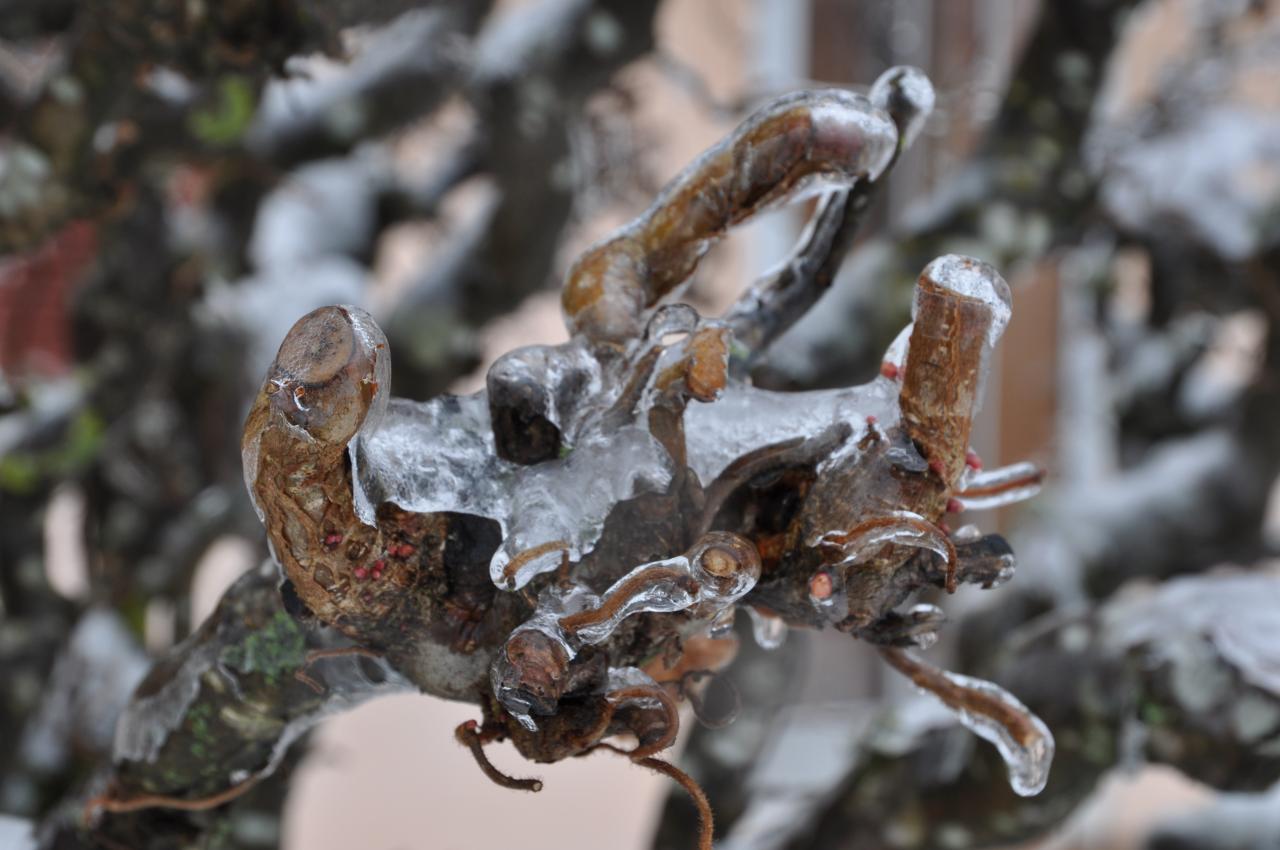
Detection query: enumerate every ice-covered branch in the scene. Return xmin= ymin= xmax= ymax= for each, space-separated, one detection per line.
xmin=1145 ymin=783 xmax=1280 ymax=850
xmin=48 ymin=561 xmax=407 ymax=848
xmin=749 ymin=570 xmax=1280 ymax=850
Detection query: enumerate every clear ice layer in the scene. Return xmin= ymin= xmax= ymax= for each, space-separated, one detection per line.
xmin=493 ymin=539 xmax=761 ymax=727
xmin=350 ymin=394 xmax=674 ymax=589
xmin=604 ymin=666 xmax=666 ymax=710
xmin=683 ymin=379 xmax=901 ymax=487
xmin=869 ymin=65 xmax=936 ymax=149
xmin=747 ymin=607 xmax=788 ymax=650
xmin=813 ymin=510 xmax=951 ymax=569
xmin=918 ymin=254 xmax=1012 ymax=347
xmin=889 ymin=650 xmax=1055 ymax=797
xmin=930 ymin=669 xmax=1055 ymax=797
xmin=955 ymin=461 xmax=1044 ymax=511
xmin=570 ymin=556 xmax=698 ymax=645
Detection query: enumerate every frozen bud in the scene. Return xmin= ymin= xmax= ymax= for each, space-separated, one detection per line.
xmin=491 ymin=630 xmax=573 ymax=730
xmin=261 ymin=305 xmax=389 ymax=446
xmin=870 ymin=65 xmax=936 ymax=149
xmin=487 ymin=346 xmax=565 ymax=465
xmin=690 ymin=532 xmax=761 ymax=605
xmin=917 ymin=254 xmax=1012 ymax=347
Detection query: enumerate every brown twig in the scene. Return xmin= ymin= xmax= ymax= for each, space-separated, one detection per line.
xmin=590 ymin=743 xmax=714 ymax=850
xmin=606 ymin=683 xmax=682 ymax=758
xmin=455 ymin=720 xmax=544 ymax=793
xmin=558 ymin=567 xmax=696 ymax=636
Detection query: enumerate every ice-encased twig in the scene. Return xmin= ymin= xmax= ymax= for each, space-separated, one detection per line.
xmin=491 ymin=533 xmax=762 ymax=730
xmin=79 ymin=562 xmax=409 ymax=845
xmin=764 ymin=571 xmax=1280 ymax=850
xmin=879 ymin=647 xmax=1054 ymax=796
xmin=724 ymin=66 xmax=935 ymax=367
xmin=954 ymin=461 xmax=1045 ymax=511
xmin=561 ymin=86 xmax=899 ymax=343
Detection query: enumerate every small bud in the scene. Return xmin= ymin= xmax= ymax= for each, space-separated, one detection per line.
xmin=808 ymin=571 xmax=834 ymax=601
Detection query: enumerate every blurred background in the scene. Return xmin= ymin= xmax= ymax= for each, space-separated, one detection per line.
xmin=2 ymin=0 xmax=1279 ymax=848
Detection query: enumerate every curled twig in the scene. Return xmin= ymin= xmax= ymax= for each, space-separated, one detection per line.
xmin=455 ymin=720 xmax=544 ymax=793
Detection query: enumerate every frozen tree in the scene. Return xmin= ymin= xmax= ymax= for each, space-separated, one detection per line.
xmin=2 ymin=2 xmax=1278 ymax=850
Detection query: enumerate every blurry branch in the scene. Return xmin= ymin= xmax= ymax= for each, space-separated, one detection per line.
xmin=42 ymin=561 xmax=408 ymax=849
xmin=247 ymin=6 xmax=481 ymax=167
xmin=650 ymin=619 xmax=811 ymax=849
xmin=0 ymin=0 xmax=76 ymax=40
xmin=0 ymin=0 xmax=330 ymax=253
xmin=384 ymin=0 xmax=663 ymax=392
xmin=774 ymin=570 xmax=1280 ymax=850
xmin=1145 ymin=783 xmax=1280 ymax=850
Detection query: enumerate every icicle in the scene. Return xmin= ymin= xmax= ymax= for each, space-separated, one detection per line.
xmin=746 ymin=607 xmax=788 ymax=650
xmin=954 ymin=461 xmax=1045 ymax=511
xmin=881 ymin=648 xmax=1054 ymax=797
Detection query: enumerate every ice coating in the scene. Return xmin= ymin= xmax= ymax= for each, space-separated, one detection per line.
xmin=954 ymin=461 xmax=1045 ymax=511
xmin=563 ymin=87 xmax=899 ymax=342
xmin=568 ymin=556 xmax=698 ymax=645
xmin=881 ymin=323 xmax=913 ymax=372
xmin=491 ymin=426 xmax=675 ymax=587
xmin=904 ymin=605 xmax=944 ymax=650
xmin=561 ymin=532 xmax=761 ymax=645
xmin=493 ymin=533 xmax=760 ymax=728
xmin=747 ymin=608 xmax=788 ymax=650
xmin=917 ymin=255 xmax=1012 ymax=347
xmin=347 ymin=305 xmax=392 ymax=433
xmin=882 ymin=648 xmax=1055 ymax=797
xmin=644 ymin=87 xmax=899 ymax=222
xmin=492 ymin=584 xmax=598 ymax=732
xmin=807 ymin=568 xmax=851 ymax=622
xmin=869 ymin=65 xmax=936 ymax=150
xmin=351 ymin=394 xmax=507 ymax=523
xmin=350 ymin=396 xmax=674 ymax=589
xmin=220 ymin=60 xmax=1055 ymax=829
xmin=115 ymin=561 xmax=411 ymax=768
xmin=683 ymin=380 xmax=900 ymax=487
xmin=242 ymin=303 xmax=389 ymax=522
xmin=813 ymin=510 xmax=954 ymax=569
xmin=486 ymin=339 xmax=605 ymax=465
xmin=113 ymin=646 xmax=207 ymax=764
xmin=604 ymin=666 xmax=667 ymax=710
xmin=940 ymin=670 xmax=1054 ymax=796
